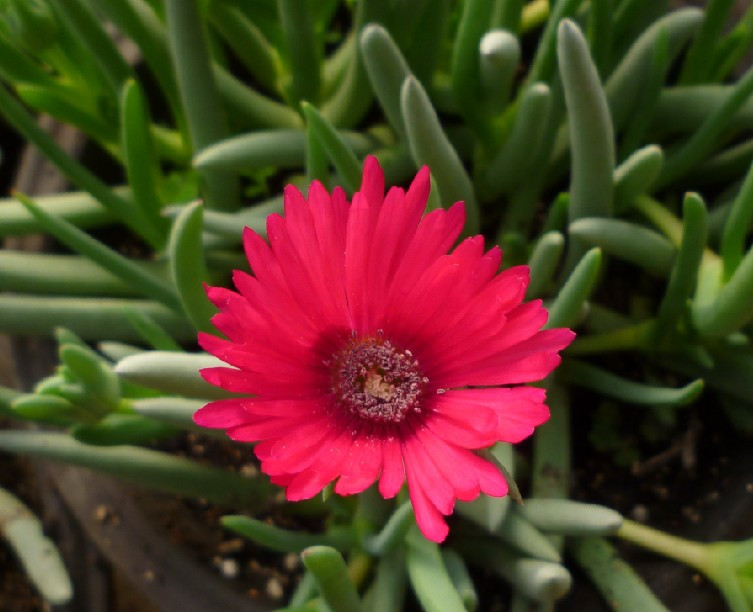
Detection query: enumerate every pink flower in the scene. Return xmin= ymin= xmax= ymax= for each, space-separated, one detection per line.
xmin=194 ymin=157 xmax=574 ymax=542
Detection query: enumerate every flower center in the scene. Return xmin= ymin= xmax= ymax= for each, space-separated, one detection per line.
xmin=332 ymin=337 xmax=425 ymax=423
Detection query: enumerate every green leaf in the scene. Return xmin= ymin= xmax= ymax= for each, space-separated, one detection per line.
xmin=492 ymin=0 xmax=524 ymax=33
xmin=678 ymin=0 xmax=735 ymax=84
xmin=478 ymin=29 xmax=520 ymax=113
xmin=401 ymin=76 xmax=479 ymax=235
xmin=277 ymin=0 xmax=321 ymax=106
xmin=617 ymin=29 xmax=669 ymax=159
xmin=168 ymin=201 xmax=216 ymax=333
xmin=223 ymin=516 xmax=354 ymax=553
xmin=710 ymin=4 xmax=753 ymax=82
xmin=197 ymin=197 xmax=284 ymax=240
xmin=587 ymin=0 xmax=613 ymax=76
xmin=558 ymin=20 xmax=615 ymax=229
xmin=363 ymin=501 xmax=415 ymax=556
xmin=0 ymin=84 xmax=143 ymax=235
xmin=71 ymin=413 xmax=176 ymax=446
xmin=606 ymin=8 xmax=703 ymax=131
xmin=208 ymin=0 xmax=279 ymax=93
xmin=11 ymin=394 xmax=83 ymax=425
xmin=450 ymin=0 xmax=495 ymax=141
xmin=0 ymin=29 xmax=60 ymax=86
xmin=16 ymin=83 xmax=117 ymax=144
xmin=441 ymin=549 xmax=478 ymax=612
xmin=0 ymin=295 xmax=192 ymax=342
xmin=0 ymin=251 xmax=142 ymax=296
xmin=362 ymin=548 xmax=407 ymax=612
xmin=114 ymin=351 xmax=228 ymax=399
xmin=302 ymin=103 xmax=362 ymax=193
xmin=652 ymin=193 xmax=707 ymax=342
xmin=0 ymin=189 xmax=113 ymax=237
xmin=399 ymin=0 xmax=449 ymax=84
xmin=60 ymin=344 xmax=120 ymax=410
xmin=497 ymin=510 xmax=562 ymax=563
xmin=483 ymin=83 xmax=552 ymax=197
xmin=88 ymin=0 xmax=182 ymax=126
xmin=301 ymin=546 xmax=363 ymax=612
xmin=122 ymin=308 xmax=183 ymax=351
xmin=165 ymin=0 xmax=239 ymax=211
xmin=213 ymin=63 xmax=304 ymax=130
xmin=519 ymin=499 xmax=623 ymax=536
xmin=405 ymin=527 xmax=467 ymax=612
xmin=569 ymin=537 xmax=669 ymax=612
xmin=360 ymin=23 xmax=412 ymax=140
xmin=97 ymin=342 xmax=143 ymax=363
xmin=613 ymin=145 xmax=664 ymax=213
xmin=14 ymin=193 xmax=182 ymax=312
xmin=659 ymin=62 xmax=753 ymax=188
xmin=129 ymin=397 xmax=204 ymax=430
xmin=531 ymin=382 xmax=570 ymax=500
xmin=721 ymin=147 xmax=753 ymax=278
xmin=693 ymin=241 xmax=753 ymax=338
xmin=61 ymin=0 xmax=132 ymax=93
xmin=560 ymin=360 xmax=704 ymax=406
xmin=305 ymin=110 xmax=329 ymax=185
xmin=0 ymin=486 xmax=72 ymax=605
xmin=193 ymin=129 xmax=376 ymax=173
xmin=0 ymin=430 xmax=270 ymax=507
xmin=527 ymin=0 xmax=583 ymax=84
xmin=318 ymin=0 xmax=386 ymax=129
xmin=456 ymin=537 xmax=572 ymax=603
xmin=568 ymin=219 xmax=674 ymax=277
xmin=527 ymin=232 xmax=565 ymax=299
xmin=548 ymin=248 xmax=602 ymax=329
xmin=121 ymin=78 xmax=168 ymax=248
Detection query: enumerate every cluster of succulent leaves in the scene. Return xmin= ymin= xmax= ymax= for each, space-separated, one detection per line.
xmin=3 ymin=0 xmax=753 ymax=610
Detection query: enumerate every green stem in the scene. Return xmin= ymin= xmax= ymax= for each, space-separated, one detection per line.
xmin=616 ymin=519 xmax=709 ymax=574
xmin=208 ymin=0 xmax=279 ymax=94
xmin=634 ymin=195 xmax=683 ymax=245
xmin=0 ymin=189 xmax=114 ymax=236
xmin=165 ymin=0 xmax=239 ymax=211
xmin=0 ymin=295 xmax=193 ymax=342
xmin=566 ymin=321 xmax=654 ymax=355
xmin=277 ymin=0 xmax=321 ymax=106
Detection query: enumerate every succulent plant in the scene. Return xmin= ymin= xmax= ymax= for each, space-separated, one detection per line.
xmin=1 ymin=0 xmax=753 ymax=610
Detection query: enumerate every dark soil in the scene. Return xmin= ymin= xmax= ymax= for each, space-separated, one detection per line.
xmin=567 ymin=396 xmax=753 ymax=610
xmin=138 ymin=432 xmax=308 ymax=607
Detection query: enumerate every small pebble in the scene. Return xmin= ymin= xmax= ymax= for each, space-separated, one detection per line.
xmin=631 ymin=504 xmax=649 ymax=523
xmin=94 ymin=505 xmax=120 ymax=526
xmin=219 ymin=558 xmax=239 ymax=579
xmin=240 ymin=463 xmax=259 ymax=477
xmin=266 ymin=577 xmax=284 ymax=600
xmin=283 ymin=552 xmax=300 ymax=572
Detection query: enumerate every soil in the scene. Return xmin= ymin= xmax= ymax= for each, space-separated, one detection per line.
xmin=138 ymin=433 xmax=308 ymax=607
xmin=567 ymin=396 xmax=753 ymax=610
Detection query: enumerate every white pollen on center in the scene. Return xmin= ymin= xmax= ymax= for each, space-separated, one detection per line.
xmin=363 ymin=369 xmax=396 ymax=401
